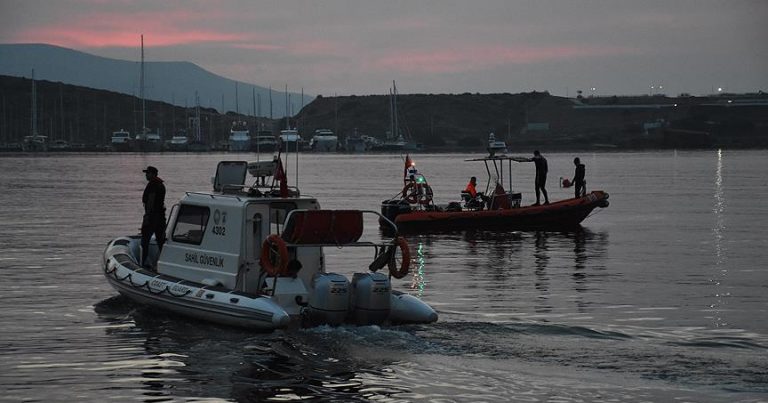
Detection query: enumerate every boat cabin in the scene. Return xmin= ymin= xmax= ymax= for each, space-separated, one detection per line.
xmin=158 ymin=161 xmax=323 ymax=303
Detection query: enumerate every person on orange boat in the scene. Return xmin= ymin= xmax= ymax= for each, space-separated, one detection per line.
xmin=573 ymin=157 xmax=586 ymax=198
xmin=465 ymin=176 xmax=478 ymax=198
xmin=525 ymin=150 xmax=549 ymax=205
xmin=464 ymin=176 xmax=489 ymax=209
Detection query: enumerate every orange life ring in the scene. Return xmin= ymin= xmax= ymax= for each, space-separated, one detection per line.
xmin=402 ymin=182 xmax=419 ymax=204
xmin=387 ymin=236 xmax=411 ymax=279
xmin=260 ymin=234 xmax=289 ymax=276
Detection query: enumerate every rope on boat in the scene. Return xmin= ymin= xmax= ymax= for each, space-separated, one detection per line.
xmin=106 ymin=257 xmax=192 ymax=298
xmin=165 ymin=287 xmax=192 ymax=297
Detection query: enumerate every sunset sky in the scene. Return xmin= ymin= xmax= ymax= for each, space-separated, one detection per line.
xmin=1 ymin=0 xmax=766 ymax=97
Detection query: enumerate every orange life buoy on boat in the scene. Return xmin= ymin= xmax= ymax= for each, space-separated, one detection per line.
xmin=260 ymin=234 xmax=289 ymax=276
xmin=402 ymin=182 xmax=419 ymax=204
xmin=387 ymin=236 xmax=411 ymax=279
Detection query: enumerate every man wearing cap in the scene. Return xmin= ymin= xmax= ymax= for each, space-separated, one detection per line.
xmin=141 ymin=166 xmax=166 ymax=269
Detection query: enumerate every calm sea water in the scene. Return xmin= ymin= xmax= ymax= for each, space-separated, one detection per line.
xmin=1 ymin=150 xmax=767 ymax=402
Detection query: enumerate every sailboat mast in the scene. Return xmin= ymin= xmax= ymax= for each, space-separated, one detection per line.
xmin=389 ymin=88 xmax=394 ymax=141
xmin=284 ymin=84 xmax=289 ymax=129
xmin=235 ymin=82 xmax=239 ymax=115
xmin=392 ymin=80 xmax=400 ymax=141
xmin=140 ymin=35 xmax=146 ymax=135
xmin=195 ymin=91 xmax=201 ymax=142
xmin=393 ymin=81 xmax=399 ymax=140
xmin=251 ymin=87 xmax=261 ymax=162
xmin=31 ymin=69 xmax=37 ymax=136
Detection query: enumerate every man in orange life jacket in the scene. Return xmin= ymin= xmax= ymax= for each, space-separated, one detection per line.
xmin=465 ymin=176 xmax=479 ymax=198
xmin=464 ymin=176 xmax=489 ymax=209
xmin=141 ymin=166 xmax=166 ymax=269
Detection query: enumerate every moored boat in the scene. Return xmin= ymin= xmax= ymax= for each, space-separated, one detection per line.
xmin=134 ymin=129 xmax=163 ymax=152
xmin=167 ymin=131 xmax=189 ymax=151
xmin=252 ymin=130 xmax=278 ymax=153
xmin=309 ymin=129 xmax=338 ymax=152
xmin=380 ymin=154 xmax=609 ymax=232
xmin=486 ymin=132 xmax=507 ymax=156
xmin=228 ymin=121 xmax=251 ymax=152
xmin=22 ymin=69 xmax=48 ymax=152
xmin=22 ymin=135 xmax=48 ymax=152
xmin=103 ymin=158 xmax=437 ymax=330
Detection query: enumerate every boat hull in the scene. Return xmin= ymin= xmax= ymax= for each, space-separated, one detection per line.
xmin=229 ymin=139 xmax=251 ymax=152
xmin=102 ymin=234 xmax=437 ymax=329
xmin=103 ymin=237 xmax=290 ymax=330
xmin=383 ymin=191 xmax=609 ymax=232
xmin=133 ymin=139 xmax=163 ymax=152
xmin=252 ymin=143 xmax=277 ymax=153
xmin=111 ymin=141 xmax=133 ymax=152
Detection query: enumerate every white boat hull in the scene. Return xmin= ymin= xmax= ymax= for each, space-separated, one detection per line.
xmin=103 ymin=237 xmax=289 ymax=330
xmin=102 ymin=235 xmax=437 ymax=330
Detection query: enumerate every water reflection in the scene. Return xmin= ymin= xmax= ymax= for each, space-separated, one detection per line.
xmin=711 ymin=149 xmax=728 ymax=328
xmin=94 ymin=297 xmax=421 ymax=401
xmin=414 ymin=228 xmax=609 ymax=319
xmin=410 ymin=241 xmax=427 ymax=297
xmin=458 ymin=228 xmax=608 ymax=273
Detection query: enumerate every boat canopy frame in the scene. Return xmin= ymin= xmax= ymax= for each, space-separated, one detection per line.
xmin=465 ymin=155 xmax=529 ymax=195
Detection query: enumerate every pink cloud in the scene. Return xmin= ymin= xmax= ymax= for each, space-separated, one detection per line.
xmin=14 ymin=27 xmax=245 ymax=48
xmin=8 ymin=10 xmax=258 ymax=48
xmin=369 ymin=44 xmax=634 ymax=74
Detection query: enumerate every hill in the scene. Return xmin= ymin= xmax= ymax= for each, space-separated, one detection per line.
xmin=0 ymin=43 xmax=310 ymax=116
xmin=2 ymin=74 xmax=766 ymax=150
xmin=297 ymin=92 xmax=768 ymax=150
xmin=0 ymin=74 xmax=274 ymax=147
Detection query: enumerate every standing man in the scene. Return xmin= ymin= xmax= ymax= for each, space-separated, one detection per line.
xmin=573 ymin=157 xmax=586 ymax=198
xmin=141 ymin=166 xmax=166 ymax=268
xmin=528 ymin=150 xmax=549 ymax=205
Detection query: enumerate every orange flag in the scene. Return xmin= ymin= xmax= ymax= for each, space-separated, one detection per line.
xmin=274 ymin=157 xmax=289 ymax=198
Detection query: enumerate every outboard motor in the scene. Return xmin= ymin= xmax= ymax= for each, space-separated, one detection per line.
xmin=380 ymin=199 xmax=411 ymax=226
xmin=306 ymin=272 xmax=350 ymax=326
xmin=350 ymin=272 xmax=391 ymax=325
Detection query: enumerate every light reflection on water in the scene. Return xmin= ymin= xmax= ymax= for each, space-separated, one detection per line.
xmin=0 ymin=151 xmax=767 ymax=402
xmin=711 ymin=148 xmax=728 ymax=328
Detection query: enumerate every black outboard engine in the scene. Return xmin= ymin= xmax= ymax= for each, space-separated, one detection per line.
xmin=380 ymin=198 xmax=411 ymax=226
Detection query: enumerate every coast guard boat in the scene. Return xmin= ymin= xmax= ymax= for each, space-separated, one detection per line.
xmin=103 ymin=158 xmax=437 ymax=330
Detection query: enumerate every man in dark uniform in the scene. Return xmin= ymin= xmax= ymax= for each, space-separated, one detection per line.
xmin=528 ymin=150 xmax=549 ymax=205
xmin=141 ymin=166 xmax=166 ymax=268
xmin=573 ymin=157 xmax=586 ymax=198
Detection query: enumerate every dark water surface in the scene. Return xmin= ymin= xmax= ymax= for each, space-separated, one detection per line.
xmin=1 ymin=151 xmax=767 ymax=402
